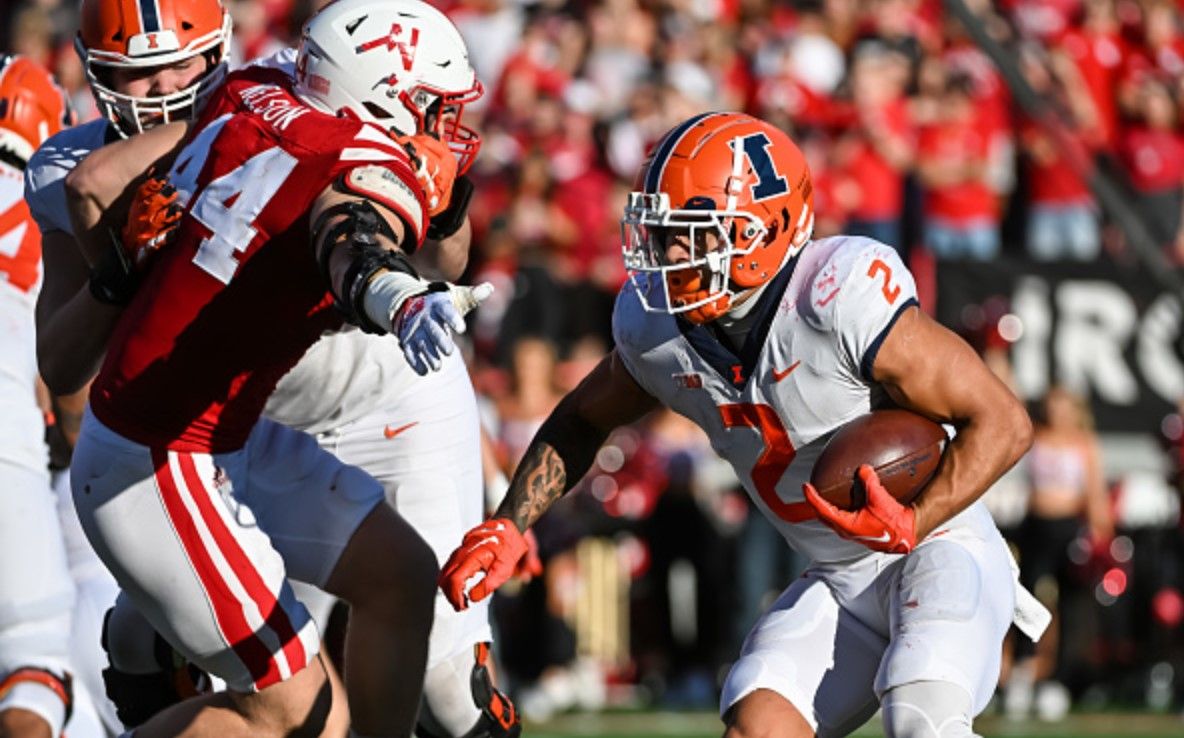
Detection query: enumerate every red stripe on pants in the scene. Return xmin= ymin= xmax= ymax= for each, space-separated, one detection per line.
xmin=151 ymin=449 xmax=284 ymax=689
xmin=174 ymin=452 xmax=308 ymax=684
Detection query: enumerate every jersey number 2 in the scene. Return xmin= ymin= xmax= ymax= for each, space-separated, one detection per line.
xmin=867 ymin=258 xmax=900 ymax=305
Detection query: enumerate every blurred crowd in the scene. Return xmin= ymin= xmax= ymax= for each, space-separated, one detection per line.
xmin=6 ymin=0 xmax=1184 ymax=724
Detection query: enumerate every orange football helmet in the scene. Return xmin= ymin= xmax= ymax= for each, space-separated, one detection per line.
xmin=621 ymin=112 xmax=814 ymax=324
xmin=76 ymin=0 xmax=232 ymax=135
xmin=0 ymin=55 xmax=74 ymax=166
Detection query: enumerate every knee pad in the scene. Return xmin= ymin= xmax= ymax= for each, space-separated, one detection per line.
xmin=882 ymin=681 xmax=979 ymax=738
xmin=100 ymin=606 xmax=206 ymax=727
xmin=417 ymin=643 xmax=520 ymax=738
xmin=0 ymin=666 xmax=73 ymax=736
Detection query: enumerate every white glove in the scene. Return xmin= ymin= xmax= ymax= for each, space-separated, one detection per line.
xmin=395 ymin=282 xmax=493 ymax=374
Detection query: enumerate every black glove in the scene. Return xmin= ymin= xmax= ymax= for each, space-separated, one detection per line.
xmin=88 ymin=229 xmax=139 ymax=306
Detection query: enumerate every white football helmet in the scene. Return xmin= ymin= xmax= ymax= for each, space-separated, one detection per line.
xmin=294 ymin=0 xmax=483 ymax=173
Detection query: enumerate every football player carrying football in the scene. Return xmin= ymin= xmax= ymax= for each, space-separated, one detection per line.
xmin=26 ymin=1 xmax=522 ymax=736
xmin=441 ymin=112 xmax=1050 ymax=738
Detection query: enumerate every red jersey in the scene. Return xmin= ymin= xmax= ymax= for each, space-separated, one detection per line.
xmin=91 ymin=67 xmax=426 ymax=453
xmin=1058 ymin=28 xmax=1128 ymax=150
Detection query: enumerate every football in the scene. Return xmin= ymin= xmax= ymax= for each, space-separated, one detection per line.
xmin=809 ymin=408 xmax=947 ymax=511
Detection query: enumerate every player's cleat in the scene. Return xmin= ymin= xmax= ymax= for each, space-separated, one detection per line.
xmin=465 ymin=642 xmax=521 ymax=738
xmin=100 ymin=608 xmax=207 ymax=727
xmin=417 ymin=643 xmax=520 ymax=738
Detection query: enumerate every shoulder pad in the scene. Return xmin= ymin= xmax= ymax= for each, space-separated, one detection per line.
xmin=612 ymin=276 xmax=680 ymax=361
xmin=339 ymin=164 xmax=427 ymax=248
xmin=797 ymin=235 xmax=918 ymax=378
xmin=244 ymin=47 xmax=298 ymax=76
xmin=797 ymin=236 xmax=903 ymax=332
xmin=24 ymin=120 xmax=112 ymax=235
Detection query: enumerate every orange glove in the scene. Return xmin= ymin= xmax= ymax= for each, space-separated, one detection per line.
xmin=395 ymin=133 xmax=458 ymax=217
xmin=513 ymin=528 xmax=544 ymax=582
xmin=439 ymin=518 xmax=529 ymax=611
xmin=803 ymin=465 xmax=918 ymax=554
xmin=121 ymin=175 xmax=182 ymax=268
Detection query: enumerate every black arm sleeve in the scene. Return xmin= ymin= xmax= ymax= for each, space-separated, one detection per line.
xmin=311 ymin=199 xmax=420 ymax=334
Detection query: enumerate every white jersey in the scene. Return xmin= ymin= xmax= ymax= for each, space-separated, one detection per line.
xmin=614 ymin=235 xmax=988 ymax=564
xmin=1 ymin=161 xmax=49 ymax=471
xmin=264 ymin=327 xmax=419 ymax=434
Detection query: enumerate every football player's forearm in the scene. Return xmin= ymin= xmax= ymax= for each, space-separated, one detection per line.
xmin=911 ymin=400 xmax=1032 ymax=539
xmin=495 ymin=442 xmax=569 ymax=532
xmin=414 ymin=217 xmax=470 ymax=281
xmin=38 ymin=288 xmax=121 ymax=395
xmin=53 ymin=385 xmax=90 ymax=448
xmin=494 ymin=406 xmax=609 ymax=531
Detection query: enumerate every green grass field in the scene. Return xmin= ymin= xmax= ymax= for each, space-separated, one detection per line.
xmin=524 ymin=710 xmax=1184 ymax=738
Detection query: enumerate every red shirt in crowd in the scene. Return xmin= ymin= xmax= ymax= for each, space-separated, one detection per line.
xmin=1119 ymin=125 xmax=1184 ymax=194
xmin=1020 ymin=118 xmax=1095 ymax=206
xmin=1058 ymin=26 xmax=1129 ymax=150
xmin=917 ymin=118 xmax=998 ymax=223
xmin=847 ymin=97 xmax=912 ymax=221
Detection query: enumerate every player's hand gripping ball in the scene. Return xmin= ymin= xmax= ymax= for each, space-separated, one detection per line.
xmin=808 ymin=409 xmax=946 ymax=510
xmin=395 ymin=281 xmax=493 ymax=375
xmin=440 ymin=518 xmax=531 ymax=610
xmin=804 ymin=465 xmax=918 ymax=553
xmin=802 ymin=409 xmax=947 ymax=553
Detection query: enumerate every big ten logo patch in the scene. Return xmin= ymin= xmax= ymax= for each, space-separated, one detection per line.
xmin=672 ymin=372 xmax=703 ymax=390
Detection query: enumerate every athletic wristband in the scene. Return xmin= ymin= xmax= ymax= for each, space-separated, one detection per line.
xmin=362 ymin=270 xmax=430 ymax=333
xmin=88 ymin=229 xmax=139 ymax=306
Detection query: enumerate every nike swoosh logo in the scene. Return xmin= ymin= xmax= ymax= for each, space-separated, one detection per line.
xmin=854 ymin=532 xmax=892 ymax=543
xmin=345 ymin=15 xmax=367 ymax=35
xmin=383 ymin=421 xmax=418 ymax=440
xmin=771 ymin=360 xmax=801 ymax=383
xmin=436 ymin=60 xmax=452 ymax=68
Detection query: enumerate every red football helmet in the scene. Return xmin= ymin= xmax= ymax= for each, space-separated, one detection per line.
xmin=0 ymin=55 xmax=74 ymax=166
xmin=621 ymin=112 xmax=814 ymax=323
xmin=76 ymin=0 xmax=232 ymax=135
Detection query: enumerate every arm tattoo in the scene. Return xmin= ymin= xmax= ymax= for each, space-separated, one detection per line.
xmin=500 ymin=443 xmax=567 ymax=531
xmin=495 ymin=395 xmax=610 ymax=531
